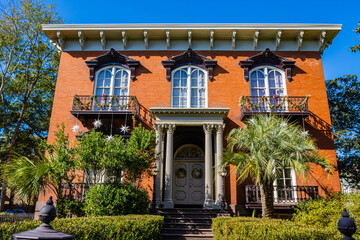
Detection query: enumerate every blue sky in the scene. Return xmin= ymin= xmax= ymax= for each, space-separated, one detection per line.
xmin=48 ymin=0 xmax=360 ymax=80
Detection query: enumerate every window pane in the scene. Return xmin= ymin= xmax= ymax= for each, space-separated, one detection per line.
xmin=191 ymin=97 xmax=198 ymax=108
xmin=96 ymin=88 xmax=103 ymax=96
xmin=114 ymin=88 xmax=120 ymax=96
xmin=173 ymin=97 xmax=179 ymax=107
xmin=285 ymin=180 xmax=292 ymax=187
xmin=181 ymin=88 xmax=187 ymax=97
xmin=120 ymin=88 xmax=128 ymax=96
xmin=180 ymin=77 xmax=187 ymax=87
xmin=191 ymin=88 xmax=198 ymax=98
xmin=122 ymin=72 xmax=129 ymax=87
xmin=268 ymin=71 xmax=275 ymax=88
xmin=275 ymin=71 xmax=283 ymax=88
xmin=173 ymin=88 xmax=180 ymax=97
xmin=173 ymin=78 xmax=180 ymax=87
xmin=285 ymin=169 xmax=291 ymax=178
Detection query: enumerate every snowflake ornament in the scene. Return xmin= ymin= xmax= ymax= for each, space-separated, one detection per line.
xmin=249 ymin=118 xmax=255 ymax=125
xmin=93 ymin=119 xmax=102 ymax=128
xmin=280 ymin=122 xmax=287 ymax=128
xmin=301 ymin=130 xmax=309 ymax=136
xmin=71 ymin=124 xmax=80 ymax=133
xmin=106 ymin=135 xmax=114 ymax=142
xmin=120 ymin=125 xmax=130 ymax=134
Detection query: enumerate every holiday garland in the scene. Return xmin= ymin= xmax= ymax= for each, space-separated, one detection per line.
xmin=73 ymin=94 xmax=138 ymax=111
xmin=239 ymin=95 xmax=310 ymax=111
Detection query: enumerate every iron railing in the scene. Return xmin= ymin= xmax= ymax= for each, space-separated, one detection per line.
xmin=61 ymin=183 xmax=93 ymax=201
xmin=245 ymin=185 xmax=319 ymax=204
xmin=72 ymin=95 xmax=138 ymax=112
xmin=240 ymin=96 xmax=309 ymax=115
xmin=0 ymin=213 xmax=34 ymax=223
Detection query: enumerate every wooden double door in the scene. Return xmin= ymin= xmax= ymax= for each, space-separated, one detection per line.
xmin=173 ymin=161 xmax=205 ymax=205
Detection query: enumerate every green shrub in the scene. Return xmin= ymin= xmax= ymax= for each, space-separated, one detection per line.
xmin=293 ymin=192 xmax=360 ymax=239
xmin=212 ymin=217 xmax=336 ymax=240
xmin=0 ymin=215 xmax=163 ymax=240
xmin=84 ymin=182 xmax=150 ymax=216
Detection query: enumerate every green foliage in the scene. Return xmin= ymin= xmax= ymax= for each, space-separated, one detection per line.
xmin=123 ymin=125 xmax=156 ymax=183
xmin=1 ymin=154 xmax=49 ymax=204
xmin=293 ymin=192 xmax=360 ymax=239
xmin=78 ymin=130 xmax=109 ymax=183
xmin=0 ymin=0 xmax=62 ymax=158
xmin=212 ymin=217 xmax=335 ymax=240
xmin=1 ymin=124 xmax=78 ymax=211
xmin=0 ymin=215 xmax=164 ymax=240
xmin=77 ymin=125 xmax=156 ymax=184
xmin=350 ymin=22 xmax=360 ymax=52
xmin=326 ymin=75 xmax=360 ymax=189
xmin=84 ymin=182 xmax=150 ymax=217
xmin=224 ymin=114 xmax=330 ymax=217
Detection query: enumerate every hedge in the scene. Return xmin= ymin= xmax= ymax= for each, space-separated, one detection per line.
xmin=212 ymin=217 xmax=336 ymax=240
xmin=0 ymin=215 xmax=164 ymax=240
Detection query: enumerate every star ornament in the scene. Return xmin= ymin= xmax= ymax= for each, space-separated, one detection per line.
xmin=106 ymin=135 xmax=114 ymax=142
xmin=120 ymin=125 xmax=130 ymax=134
xmin=301 ymin=130 xmax=309 ymax=136
xmin=71 ymin=124 xmax=80 ymax=133
xmin=93 ymin=119 xmax=102 ymax=128
xmin=280 ymin=122 xmax=287 ymax=128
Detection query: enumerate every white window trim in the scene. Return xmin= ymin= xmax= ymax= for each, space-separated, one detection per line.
xmin=170 ymin=65 xmax=208 ymax=108
xmin=249 ymin=65 xmax=288 ymax=97
xmin=93 ymin=65 xmax=131 ymax=96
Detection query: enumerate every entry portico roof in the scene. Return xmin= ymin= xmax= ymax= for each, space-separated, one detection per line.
xmin=150 ymin=107 xmax=229 ymax=126
xmin=42 ymin=23 xmax=341 ymax=52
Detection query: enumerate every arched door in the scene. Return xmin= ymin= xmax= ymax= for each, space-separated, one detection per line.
xmin=173 ymin=144 xmax=205 ymax=205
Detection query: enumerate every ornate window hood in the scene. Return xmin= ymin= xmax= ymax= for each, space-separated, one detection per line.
xmin=162 ymin=48 xmax=217 ymax=81
xmin=239 ymin=48 xmax=295 ymax=81
xmin=43 ymin=23 xmax=341 ymax=52
xmin=150 ymin=107 xmax=229 ymax=126
xmin=85 ymin=48 xmax=139 ymax=81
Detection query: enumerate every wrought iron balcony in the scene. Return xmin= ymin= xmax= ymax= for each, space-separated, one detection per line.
xmin=70 ymin=95 xmax=153 ymax=127
xmin=240 ymin=96 xmax=310 ymax=118
xmin=61 ymin=183 xmax=93 ymax=201
xmin=245 ymin=185 xmax=318 ymax=208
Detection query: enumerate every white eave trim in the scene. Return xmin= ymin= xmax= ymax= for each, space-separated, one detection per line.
xmin=42 ymin=23 xmax=342 ymax=31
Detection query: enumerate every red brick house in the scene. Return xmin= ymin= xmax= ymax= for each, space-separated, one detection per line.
xmin=39 ymin=23 xmax=341 ymax=215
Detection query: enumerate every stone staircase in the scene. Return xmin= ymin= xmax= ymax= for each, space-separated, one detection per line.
xmin=154 ymin=208 xmax=230 ymax=240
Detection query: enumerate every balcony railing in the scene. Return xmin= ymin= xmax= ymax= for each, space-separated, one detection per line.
xmin=61 ymin=183 xmax=93 ymax=201
xmin=245 ymin=185 xmax=318 ymax=205
xmin=71 ymin=95 xmax=153 ymax=127
xmin=72 ymin=95 xmax=138 ymax=112
xmin=240 ymin=96 xmax=310 ymax=117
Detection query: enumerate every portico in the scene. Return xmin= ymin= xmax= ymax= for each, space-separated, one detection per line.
xmin=150 ymin=108 xmax=229 ymax=209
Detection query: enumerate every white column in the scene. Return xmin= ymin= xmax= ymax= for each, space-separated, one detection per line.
xmin=203 ymin=124 xmax=214 ymax=209
xmin=153 ymin=124 xmax=164 ymax=207
xmin=215 ymin=123 xmax=225 ymax=206
xmin=159 ymin=127 xmax=165 ymax=202
xmin=163 ymin=124 xmax=176 ymax=209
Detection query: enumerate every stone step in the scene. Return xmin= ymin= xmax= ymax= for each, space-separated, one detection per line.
xmin=164 ymin=217 xmax=213 ymax=224
xmin=164 ymin=223 xmax=212 ymax=229
xmin=161 ymin=233 xmax=213 ymax=240
xmin=162 ymin=228 xmax=213 ymax=234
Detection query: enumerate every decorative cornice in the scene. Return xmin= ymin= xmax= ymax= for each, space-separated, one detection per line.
xmin=162 ymin=48 xmax=217 ymax=81
xmin=85 ymin=48 xmax=140 ymax=81
xmin=150 ymin=107 xmax=229 ymax=116
xmin=239 ymin=48 xmax=295 ymax=81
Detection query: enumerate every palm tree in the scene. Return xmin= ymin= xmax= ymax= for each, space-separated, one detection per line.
xmin=224 ymin=114 xmax=331 ymax=218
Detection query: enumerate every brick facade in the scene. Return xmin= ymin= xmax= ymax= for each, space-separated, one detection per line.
xmin=39 ymin=50 xmax=341 ymax=214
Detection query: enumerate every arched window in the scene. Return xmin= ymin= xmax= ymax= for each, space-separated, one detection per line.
xmin=171 ymin=66 xmax=207 ymax=108
xmin=94 ymin=66 xmax=130 ymax=97
xmin=94 ymin=66 xmax=130 ymax=110
xmin=249 ymin=66 xmax=286 ymax=97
